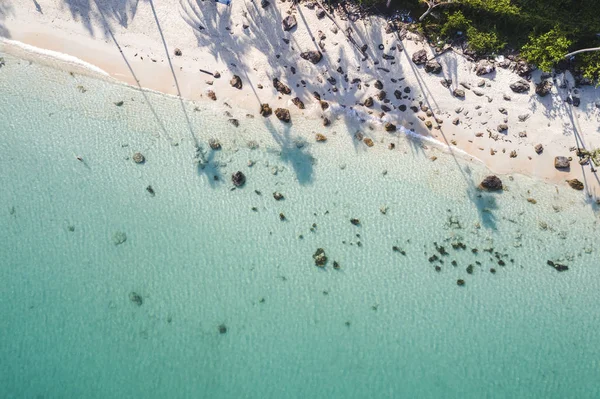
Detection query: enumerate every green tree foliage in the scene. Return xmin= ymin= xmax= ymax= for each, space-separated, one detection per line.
xmin=521 ymin=27 xmax=571 ymax=72
xmin=466 ymin=26 xmax=506 ymax=54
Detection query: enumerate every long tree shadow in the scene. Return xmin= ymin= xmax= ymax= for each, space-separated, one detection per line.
xmin=60 ymin=0 xmax=144 ymax=38
xmin=0 ymin=0 xmax=13 ymax=38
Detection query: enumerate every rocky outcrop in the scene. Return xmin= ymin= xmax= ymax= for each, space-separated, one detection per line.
xmin=232 ymin=171 xmax=246 ymax=187
xmin=535 ymin=80 xmax=553 ymax=97
xmin=412 ymin=49 xmax=428 ymax=65
xmin=554 ymin=156 xmax=570 ymax=169
xmin=300 ymin=50 xmax=322 ymax=64
xmin=474 ymin=59 xmax=495 ymax=76
xmin=273 ymin=78 xmax=291 ymax=95
xmin=510 ymin=79 xmax=530 ymax=93
xmin=425 ymin=60 xmax=442 ymax=74
xmin=282 ymin=15 xmax=297 ymax=31
xmin=275 ymin=108 xmax=291 ymax=123
xmin=480 ymin=175 xmax=503 ymax=191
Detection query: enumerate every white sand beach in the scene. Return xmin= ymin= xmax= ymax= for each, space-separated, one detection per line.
xmin=2 ymin=0 xmax=600 ymax=199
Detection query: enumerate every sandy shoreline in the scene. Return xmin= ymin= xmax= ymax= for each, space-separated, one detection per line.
xmin=2 ymin=0 xmax=600 ymax=200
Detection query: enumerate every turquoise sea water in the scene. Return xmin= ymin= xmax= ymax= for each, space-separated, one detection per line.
xmin=1 ymin=53 xmax=600 ymax=398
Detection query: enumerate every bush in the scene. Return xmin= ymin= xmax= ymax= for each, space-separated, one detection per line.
xmin=521 ymin=27 xmax=571 ymax=72
xmin=466 ymin=26 xmax=506 ymax=54
xmin=440 ymin=11 xmax=470 ymax=37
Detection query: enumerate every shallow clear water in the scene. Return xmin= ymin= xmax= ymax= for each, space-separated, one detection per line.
xmin=1 ymin=53 xmax=599 ymax=398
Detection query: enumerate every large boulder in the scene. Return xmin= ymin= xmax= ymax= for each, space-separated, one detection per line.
xmin=535 ymin=80 xmax=553 ymax=97
xmin=554 ymin=156 xmax=570 ymax=169
xmin=474 ymin=59 xmax=495 ymax=76
xmin=275 ymin=108 xmax=291 ymax=123
xmin=282 ymin=15 xmax=297 ymax=31
xmin=273 ymin=78 xmax=291 ymax=95
xmin=480 ymin=175 xmax=503 ymax=191
xmin=412 ymin=49 xmax=428 ymax=65
xmin=510 ymin=79 xmax=530 ymax=93
xmin=425 ymin=60 xmax=442 ymax=74
xmin=300 ymin=50 xmax=322 ymax=64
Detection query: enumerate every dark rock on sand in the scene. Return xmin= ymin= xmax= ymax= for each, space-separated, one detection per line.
xmin=282 ymin=15 xmax=297 ymax=31
xmin=394 ymin=89 xmax=402 ymax=99
xmin=374 ymin=80 xmax=383 ymax=90
xmin=260 ymin=103 xmax=272 ymax=117
xmin=174 ymin=48 xmax=182 ymax=56
xmin=425 ymin=60 xmax=442 ymax=74
xmin=554 ymin=156 xmax=570 ymax=169
xmin=300 ymin=50 xmax=322 ymax=64
xmin=230 ymin=75 xmax=242 ymax=89
xmin=232 ymin=171 xmax=246 ymax=187
xmin=399 ymin=104 xmax=407 ymax=112
xmin=275 ymin=108 xmax=291 ymax=123
xmin=412 ymin=49 xmax=428 ymax=65
xmin=313 ymin=248 xmax=328 ymax=267
xmin=363 ymin=97 xmax=374 ymax=107
xmin=534 ymin=144 xmax=543 ymax=154
xmin=510 ymin=79 xmax=530 ymax=93
xmin=535 ymin=80 xmax=553 ymax=97
xmin=316 ymin=8 xmax=326 ymax=19
xmin=384 ymin=122 xmax=396 ymax=132
xmin=273 ymin=78 xmax=291 ymax=95
xmin=207 ymin=90 xmax=217 ymax=101
xmin=566 ymin=179 xmax=584 ymax=190
xmin=292 ymin=97 xmax=305 ymax=109
xmin=453 ymin=88 xmax=465 ymax=98
xmin=229 ymin=118 xmax=239 ymax=127
xmin=260 ymin=0 xmax=270 ymax=7
xmin=480 ymin=175 xmax=503 ymax=191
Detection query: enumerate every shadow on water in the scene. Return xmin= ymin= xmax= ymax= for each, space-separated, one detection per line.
xmin=0 ymin=0 xmax=13 ymax=38
xmin=60 ymin=0 xmax=144 ymax=37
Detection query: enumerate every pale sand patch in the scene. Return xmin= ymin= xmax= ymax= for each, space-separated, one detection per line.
xmin=2 ymin=0 xmax=599 ymax=199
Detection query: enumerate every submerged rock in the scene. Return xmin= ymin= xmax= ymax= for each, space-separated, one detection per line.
xmin=232 ymin=171 xmax=246 ymax=187
xmin=132 ymin=152 xmax=145 ymax=164
xmin=547 ymin=260 xmax=568 ymax=272
xmin=350 ymin=218 xmax=360 ymax=226
xmin=129 ymin=292 xmax=143 ymax=306
xmin=480 ymin=175 xmax=503 ymax=191
xmin=113 ymin=231 xmax=127 ymax=245
xmin=313 ymin=248 xmax=328 ymax=267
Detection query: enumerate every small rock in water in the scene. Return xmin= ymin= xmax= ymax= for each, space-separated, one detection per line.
xmin=146 ymin=185 xmax=155 ymax=196
xmin=350 ymin=218 xmax=360 ymax=226
xmin=218 ymin=324 xmax=228 ymax=334
xmin=209 ymin=138 xmax=222 ymax=150
xmin=114 ymin=100 xmax=124 ymax=106
xmin=229 ymin=118 xmax=239 ymax=127
xmin=457 ymin=279 xmax=465 ymax=286
xmin=313 ymin=248 xmax=328 ymax=267
xmin=479 ymin=175 xmax=503 ymax=191
xmin=273 ymin=192 xmax=284 ymax=201
xmin=547 ymin=260 xmax=568 ymax=272
xmin=315 ymin=133 xmax=327 ymax=142
xmin=132 ymin=152 xmax=145 ymax=164
xmin=129 ymin=292 xmax=143 ymax=306
xmin=113 ymin=231 xmax=127 ymax=245
xmin=232 ymin=171 xmax=246 ymax=187
xmin=333 ymin=261 xmax=340 ymax=270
